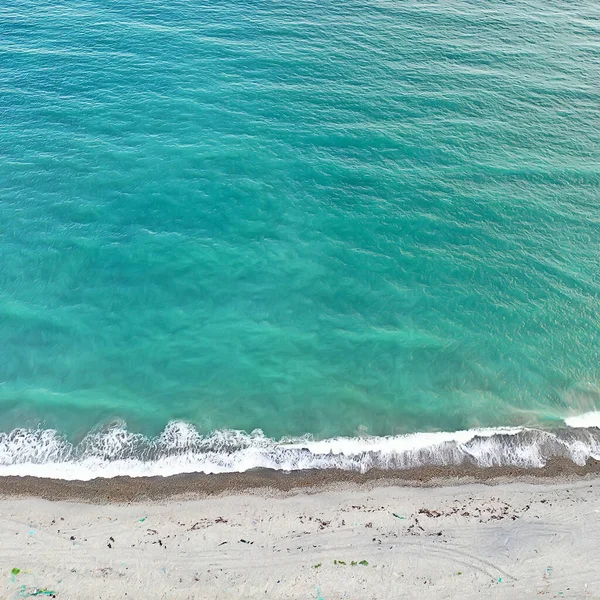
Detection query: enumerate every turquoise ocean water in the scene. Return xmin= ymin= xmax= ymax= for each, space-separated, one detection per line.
xmin=1 ymin=0 xmax=600 ymax=478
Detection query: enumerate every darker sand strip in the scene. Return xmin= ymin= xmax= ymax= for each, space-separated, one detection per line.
xmin=0 ymin=457 xmax=599 ymax=503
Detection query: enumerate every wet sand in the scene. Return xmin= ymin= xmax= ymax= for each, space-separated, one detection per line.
xmin=0 ymin=457 xmax=599 ymax=503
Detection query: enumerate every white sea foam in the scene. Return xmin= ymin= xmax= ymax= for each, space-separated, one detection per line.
xmin=0 ymin=417 xmax=599 ymax=481
xmin=564 ymin=411 xmax=600 ymax=428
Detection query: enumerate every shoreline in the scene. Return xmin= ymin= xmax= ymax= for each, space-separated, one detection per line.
xmin=3 ymin=421 xmax=600 ymax=483
xmin=1 ymin=457 xmax=600 ymax=503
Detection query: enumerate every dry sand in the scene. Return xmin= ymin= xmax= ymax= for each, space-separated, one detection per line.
xmin=1 ymin=472 xmax=599 ymax=599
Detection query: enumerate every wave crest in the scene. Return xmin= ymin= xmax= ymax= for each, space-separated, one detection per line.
xmin=0 ymin=419 xmax=599 ymax=480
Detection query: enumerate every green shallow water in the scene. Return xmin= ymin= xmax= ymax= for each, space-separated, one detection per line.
xmin=1 ymin=0 xmax=599 ymax=442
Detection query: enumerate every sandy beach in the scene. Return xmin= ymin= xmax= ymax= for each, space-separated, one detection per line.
xmin=1 ymin=467 xmax=599 ymax=599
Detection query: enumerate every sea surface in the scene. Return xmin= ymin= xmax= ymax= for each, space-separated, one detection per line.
xmin=1 ymin=0 xmax=600 ymax=479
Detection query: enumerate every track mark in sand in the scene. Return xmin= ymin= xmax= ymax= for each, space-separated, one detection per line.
xmin=424 ymin=543 xmax=517 ymax=582
xmin=0 ymin=518 xmax=74 ymax=546
xmin=384 ymin=537 xmax=517 ymax=582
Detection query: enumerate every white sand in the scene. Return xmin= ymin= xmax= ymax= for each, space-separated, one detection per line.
xmin=1 ymin=478 xmax=599 ymax=599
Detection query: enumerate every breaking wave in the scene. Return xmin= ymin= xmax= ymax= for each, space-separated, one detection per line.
xmin=1 ymin=414 xmax=600 ymax=480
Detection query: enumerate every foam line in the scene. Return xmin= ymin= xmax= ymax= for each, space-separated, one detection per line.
xmin=0 ymin=418 xmax=599 ymax=480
